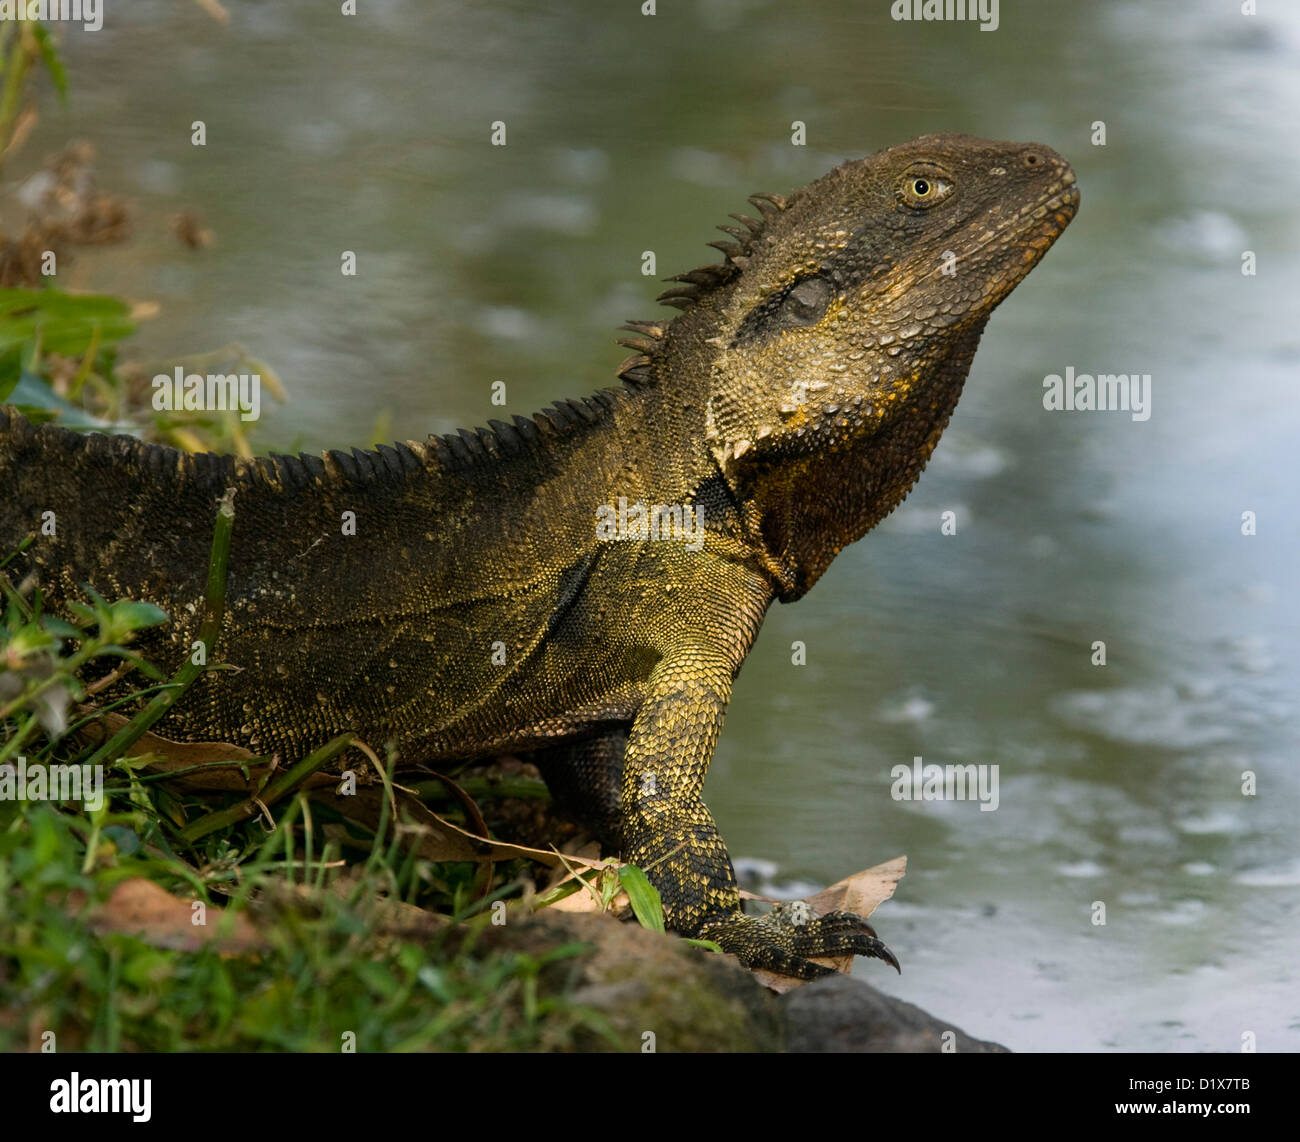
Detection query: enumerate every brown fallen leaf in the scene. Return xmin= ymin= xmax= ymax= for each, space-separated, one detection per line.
xmin=538 ymin=840 xmax=626 ymax=914
xmin=89 ymin=877 xmax=267 ymax=953
xmin=750 ymin=855 xmax=907 ymax=993
xmin=88 ymin=876 xmax=450 ymax=957
xmin=78 ymin=712 xmax=274 ymax=791
xmin=312 ymin=784 xmax=482 ymax=863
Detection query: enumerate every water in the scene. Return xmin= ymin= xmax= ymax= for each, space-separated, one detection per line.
xmin=34 ymin=0 xmax=1299 ymax=1050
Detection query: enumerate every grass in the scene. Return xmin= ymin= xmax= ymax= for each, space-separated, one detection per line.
xmin=0 ymin=798 xmax=613 ymax=1051
xmin=0 ymin=508 xmax=622 ymax=1051
xmin=0 ymin=544 xmax=618 ymax=1052
xmin=0 ymin=328 xmax=622 ymax=1050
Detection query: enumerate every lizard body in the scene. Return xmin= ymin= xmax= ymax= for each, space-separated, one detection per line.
xmin=0 ymin=134 xmax=1078 ymax=977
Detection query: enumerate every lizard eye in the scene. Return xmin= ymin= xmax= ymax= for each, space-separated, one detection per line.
xmin=777 ymin=275 xmax=834 ymax=327
xmin=899 ymin=169 xmax=953 ymax=209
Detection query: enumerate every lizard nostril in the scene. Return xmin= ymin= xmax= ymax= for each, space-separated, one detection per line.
xmin=1023 ymin=152 xmax=1040 ymax=167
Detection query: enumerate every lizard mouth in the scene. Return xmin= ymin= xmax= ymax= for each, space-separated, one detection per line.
xmin=1023 ymin=174 xmax=1080 ymax=242
xmin=1004 ymin=170 xmax=1079 ymax=254
xmin=952 ymin=170 xmax=1079 ymax=307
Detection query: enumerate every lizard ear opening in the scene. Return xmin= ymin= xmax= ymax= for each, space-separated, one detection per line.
xmin=730 ymin=273 xmax=838 ymax=347
xmin=773 ymin=275 xmax=834 ymax=329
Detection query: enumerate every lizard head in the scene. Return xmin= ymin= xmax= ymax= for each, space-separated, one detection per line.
xmin=619 ymin=132 xmax=1078 ymax=599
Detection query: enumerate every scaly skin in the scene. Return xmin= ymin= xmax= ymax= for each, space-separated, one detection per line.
xmin=0 ymin=133 xmax=1077 ymax=978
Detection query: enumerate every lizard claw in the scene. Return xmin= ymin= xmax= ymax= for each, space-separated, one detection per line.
xmin=872 ymin=937 xmax=902 ymax=974
xmin=789 ymin=909 xmax=901 ymax=973
xmin=698 ymin=905 xmax=901 ymax=979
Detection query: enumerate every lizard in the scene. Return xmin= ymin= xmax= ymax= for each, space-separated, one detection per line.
xmin=0 ymin=133 xmax=1078 ymax=979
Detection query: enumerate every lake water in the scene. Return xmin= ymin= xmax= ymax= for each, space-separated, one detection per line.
xmin=39 ymin=0 xmax=1299 ymax=1051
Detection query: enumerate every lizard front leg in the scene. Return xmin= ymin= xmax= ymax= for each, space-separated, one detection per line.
xmin=621 ymin=648 xmax=899 ymax=980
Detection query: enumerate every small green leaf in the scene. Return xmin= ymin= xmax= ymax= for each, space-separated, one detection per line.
xmin=107 ymin=599 xmax=169 ymax=633
xmin=354 ymin=959 xmax=400 ymax=1000
xmin=618 ymin=864 xmax=665 ymax=933
xmin=0 ymin=287 xmax=136 ymax=357
xmin=9 ymin=372 xmax=137 ymax=432
xmin=38 ymin=616 xmax=81 ymax=639
xmin=682 ymin=938 xmax=725 ymax=954
xmin=417 ymin=964 xmax=452 ymax=1002
xmin=30 ymin=22 xmax=69 ymax=101
xmin=534 ymin=879 xmax=583 ymax=908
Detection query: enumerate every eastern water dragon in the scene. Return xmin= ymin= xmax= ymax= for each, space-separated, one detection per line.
xmin=0 ymin=133 xmax=1078 ymax=978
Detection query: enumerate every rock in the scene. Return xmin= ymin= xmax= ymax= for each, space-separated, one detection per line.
xmin=472 ymin=908 xmax=1005 ymax=1052
xmin=476 ymin=910 xmax=784 ymax=1052
xmin=781 ymin=973 xmax=1008 ymax=1052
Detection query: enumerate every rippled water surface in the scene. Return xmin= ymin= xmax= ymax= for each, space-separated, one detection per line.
xmin=39 ymin=0 xmax=1300 ymax=1050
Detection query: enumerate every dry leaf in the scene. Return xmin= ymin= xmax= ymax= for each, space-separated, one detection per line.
xmin=751 ymin=855 xmax=907 ymax=993
xmin=804 ymin=854 xmax=907 ymax=921
xmin=89 ymin=877 xmax=266 ymax=953
xmin=78 ymin=712 xmax=273 ymax=791
xmin=541 ymin=840 xmax=628 ymax=913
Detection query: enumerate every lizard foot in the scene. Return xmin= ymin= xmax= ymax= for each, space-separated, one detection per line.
xmin=699 ymin=904 xmax=901 ymax=980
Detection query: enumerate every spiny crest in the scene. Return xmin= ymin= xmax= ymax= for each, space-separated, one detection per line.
xmin=614 ymin=189 xmax=794 ymax=385
xmin=426 ymin=390 xmax=622 ymax=472
xmin=1 ymin=388 xmax=632 ymax=497
xmin=321 ymin=391 xmax=625 ymax=478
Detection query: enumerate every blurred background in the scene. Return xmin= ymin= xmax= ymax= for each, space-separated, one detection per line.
xmin=24 ymin=0 xmax=1299 ymax=1050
